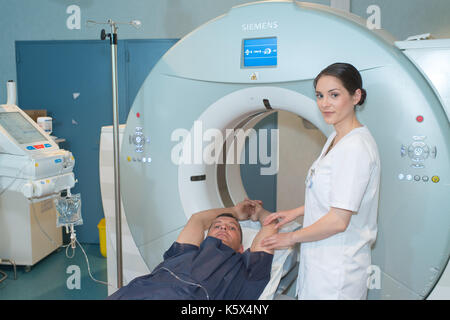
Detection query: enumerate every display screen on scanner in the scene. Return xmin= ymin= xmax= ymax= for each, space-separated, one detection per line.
xmin=0 ymin=112 xmax=48 ymax=144
xmin=242 ymin=37 xmax=277 ymax=68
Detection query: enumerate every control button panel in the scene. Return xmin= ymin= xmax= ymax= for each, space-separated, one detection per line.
xmin=400 ymin=136 xmax=436 ymax=169
xmin=26 ymin=143 xmax=53 ymax=150
xmin=130 ymin=126 xmax=145 ymax=153
xmin=127 ymin=125 xmax=152 ymax=165
xmin=397 ymin=173 xmax=440 ymax=184
xmin=126 ymin=156 xmax=152 ymax=163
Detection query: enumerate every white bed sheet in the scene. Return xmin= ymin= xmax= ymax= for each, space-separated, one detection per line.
xmin=239 ymin=220 xmax=301 ymax=300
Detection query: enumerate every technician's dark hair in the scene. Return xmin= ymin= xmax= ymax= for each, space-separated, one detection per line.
xmin=313 ymin=62 xmax=367 ymax=106
xmin=210 ymin=213 xmax=243 ymax=244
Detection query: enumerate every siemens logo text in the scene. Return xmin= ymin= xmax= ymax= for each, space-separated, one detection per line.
xmin=242 ymin=21 xmax=278 ymax=31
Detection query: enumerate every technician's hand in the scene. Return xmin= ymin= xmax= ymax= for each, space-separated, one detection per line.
xmin=263 ymin=210 xmax=297 ymax=230
xmin=261 ymin=232 xmax=297 ymax=250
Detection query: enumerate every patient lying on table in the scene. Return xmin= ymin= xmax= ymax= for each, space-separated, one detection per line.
xmin=107 ymin=199 xmax=278 ymax=300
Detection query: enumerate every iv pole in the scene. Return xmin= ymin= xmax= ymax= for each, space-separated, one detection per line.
xmin=108 ymin=20 xmax=123 ymax=289
xmin=87 ymin=18 xmax=141 ymax=289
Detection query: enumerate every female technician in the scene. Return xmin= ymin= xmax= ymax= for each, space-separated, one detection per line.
xmin=262 ymin=63 xmax=381 ymax=300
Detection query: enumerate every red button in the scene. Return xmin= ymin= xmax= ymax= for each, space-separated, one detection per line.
xmin=34 ymin=144 xmax=44 ymax=149
xmin=416 ymin=115 xmax=424 ymax=123
xmin=136 ymin=112 xmax=140 ymax=118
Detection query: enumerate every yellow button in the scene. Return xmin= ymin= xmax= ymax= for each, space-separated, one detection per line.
xmin=46 ymin=179 xmax=50 ymax=184
xmin=431 ymin=176 xmax=440 ymax=183
xmin=35 ymin=163 xmax=39 ymax=167
xmin=127 ymin=156 xmax=131 ymax=162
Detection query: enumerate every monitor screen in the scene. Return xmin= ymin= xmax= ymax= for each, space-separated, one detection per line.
xmin=242 ymin=37 xmax=277 ymax=68
xmin=0 ymin=112 xmax=48 ymax=144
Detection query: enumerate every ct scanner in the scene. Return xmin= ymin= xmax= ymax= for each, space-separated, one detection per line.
xmin=118 ymin=1 xmax=449 ymax=299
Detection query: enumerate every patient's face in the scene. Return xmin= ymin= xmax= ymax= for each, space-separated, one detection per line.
xmin=207 ymin=216 xmax=243 ymax=253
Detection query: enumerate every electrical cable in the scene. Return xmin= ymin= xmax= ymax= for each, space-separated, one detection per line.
xmin=153 ymin=266 xmax=210 ymax=300
xmin=74 ymin=239 xmax=110 ymax=286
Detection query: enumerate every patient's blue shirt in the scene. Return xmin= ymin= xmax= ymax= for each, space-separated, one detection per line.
xmin=107 ymin=236 xmax=273 ymax=300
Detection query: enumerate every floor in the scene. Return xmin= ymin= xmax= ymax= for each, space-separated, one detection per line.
xmin=0 ymin=243 xmax=108 ymax=300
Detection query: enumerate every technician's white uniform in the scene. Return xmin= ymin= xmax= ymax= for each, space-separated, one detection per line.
xmin=297 ymin=126 xmax=380 ymax=300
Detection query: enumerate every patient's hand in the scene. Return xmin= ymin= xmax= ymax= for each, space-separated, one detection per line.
xmin=234 ymin=198 xmax=263 ymax=221
xmin=249 ymin=201 xmax=265 ymax=222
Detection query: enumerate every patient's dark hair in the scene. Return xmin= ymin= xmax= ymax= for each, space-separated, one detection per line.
xmin=209 ymin=213 xmax=243 ymax=244
xmin=314 ymin=62 xmax=367 ymax=106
